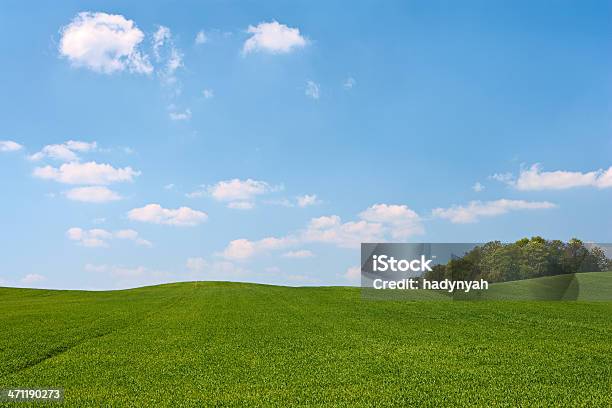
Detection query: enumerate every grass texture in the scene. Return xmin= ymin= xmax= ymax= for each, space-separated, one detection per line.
xmin=0 ymin=274 xmax=610 ymax=407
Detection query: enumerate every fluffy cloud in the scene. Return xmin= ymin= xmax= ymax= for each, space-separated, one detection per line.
xmin=359 ymin=204 xmax=424 ymax=239
xmin=59 ymin=12 xmax=152 ymax=74
xmin=219 ymin=204 xmax=423 ymax=261
xmin=85 ymin=264 xmax=172 ymax=288
xmin=185 ymin=257 xmax=248 ymax=280
xmin=195 ymin=30 xmax=207 ymax=45
xmin=67 ymin=227 xmax=151 ymax=247
xmin=202 ymin=88 xmax=214 ymax=99
xmin=21 ymin=274 xmax=47 ymax=284
xmin=432 ymin=199 xmax=557 ymax=224
xmin=128 ymin=204 xmax=208 ymax=226
xmin=169 ymin=108 xmax=191 ymax=121
xmin=153 ymin=26 xmax=183 ymax=84
xmin=222 ymin=236 xmax=296 ymax=260
xmin=66 ymin=227 xmax=113 ymax=247
xmin=296 ymin=194 xmax=320 ymax=207
xmin=186 ymin=257 xmax=207 ymax=273
xmin=343 ymin=77 xmax=356 ymax=90
xmin=472 ymin=182 xmax=484 ymax=192
xmin=283 ymin=250 xmax=314 ymax=258
xmin=0 ymin=140 xmax=23 ymax=152
xmin=33 ymin=161 xmax=140 ymax=185
xmin=189 ymin=178 xmax=277 ymax=208
xmin=305 ymin=81 xmax=320 ymax=100
xmin=303 ymin=215 xmax=385 ymax=248
xmin=499 ymin=164 xmax=612 ymax=191
xmin=344 ymin=266 xmax=361 ymax=281
xmin=227 ymin=201 xmax=254 ymax=210
xmin=65 ymin=186 xmax=121 ymax=203
xmin=243 ymin=21 xmax=307 ymax=55
xmin=29 ymin=141 xmax=94 ymax=162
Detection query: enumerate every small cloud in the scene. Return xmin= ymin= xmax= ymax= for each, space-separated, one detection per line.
xmin=169 ymin=108 xmax=191 ymax=121
xmin=305 ymin=81 xmax=320 ymax=100
xmin=222 ymin=236 xmax=296 ymax=260
xmin=242 ymin=21 xmax=307 ymax=55
xmin=227 ymin=201 xmax=254 ymax=210
xmin=65 ymin=186 xmax=122 ymax=203
xmin=432 ymin=199 xmax=557 ymax=224
xmin=33 ymin=161 xmax=140 ymax=185
xmin=190 ymin=178 xmax=280 ymax=208
xmin=344 ymin=266 xmax=361 ymax=281
xmin=296 ymin=194 xmax=320 ymax=207
xmin=0 ymin=140 xmax=23 ymax=152
xmin=472 ymin=182 xmax=484 ymax=192
xmin=202 ymin=89 xmax=214 ymax=99
xmin=283 ymin=250 xmax=314 ymax=258
xmin=494 ymin=164 xmax=612 ymax=191
xmin=21 ymin=274 xmax=46 ymax=285
xmin=67 ymin=227 xmax=152 ymax=247
xmin=343 ymin=77 xmax=356 ymax=90
xmin=127 ymin=204 xmax=208 ymax=226
xmin=29 ymin=140 xmax=97 ymax=162
xmin=92 ymin=217 xmax=106 ymax=224
xmin=164 ymin=183 xmax=175 ymax=190
xmin=195 ymin=30 xmax=208 ymax=45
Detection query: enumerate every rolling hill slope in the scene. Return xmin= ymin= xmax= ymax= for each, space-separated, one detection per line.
xmin=0 ymin=275 xmax=611 ymax=407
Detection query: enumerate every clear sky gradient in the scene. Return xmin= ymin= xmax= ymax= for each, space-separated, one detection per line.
xmin=1 ymin=0 xmax=612 ymax=289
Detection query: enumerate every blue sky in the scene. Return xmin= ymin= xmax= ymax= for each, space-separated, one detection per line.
xmin=1 ymin=0 xmax=612 ymax=289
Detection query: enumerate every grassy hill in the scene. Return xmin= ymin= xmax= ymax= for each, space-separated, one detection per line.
xmin=0 ymin=274 xmax=611 ymax=407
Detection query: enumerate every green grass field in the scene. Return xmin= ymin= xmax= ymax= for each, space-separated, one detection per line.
xmin=1 ymin=273 xmax=611 ymax=407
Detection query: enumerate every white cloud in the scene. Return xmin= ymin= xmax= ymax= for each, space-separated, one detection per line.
xmin=344 ymin=266 xmax=361 ymax=281
xmin=114 ymin=229 xmax=152 ymax=247
xmin=29 ymin=140 xmax=97 ymax=162
xmin=195 ymin=30 xmax=208 ymax=45
xmin=128 ymin=204 xmax=208 ymax=226
xmin=343 ymin=77 xmax=356 ymax=90
xmin=243 ymin=21 xmax=307 ymax=55
xmin=186 ymin=257 xmax=207 ymax=273
xmin=432 ymin=199 xmax=557 ymax=224
xmin=152 ymin=26 xmax=183 ymax=85
xmin=164 ymin=183 xmax=175 ymax=190
xmin=296 ymin=194 xmax=320 ymax=207
xmin=283 ymin=250 xmax=314 ymax=258
xmin=67 ymin=227 xmax=151 ymax=247
xmin=21 ymin=274 xmax=46 ymax=284
xmin=501 ymin=164 xmax=612 ymax=191
xmin=33 ymin=161 xmax=140 ymax=185
xmin=0 ymin=140 xmax=23 ymax=152
xmin=227 ymin=201 xmax=254 ymax=210
xmin=202 ymin=88 xmax=214 ymax=99
xmin=85 ymin=264 xmax=172 ymax=288
xmin=303 ymin=215 xmax=384 ymax=248
xmin=152 ymin=26 xmax=171 ymax=60
xmin=185 ymin=257 xmax=248 ymax=280
xmin=222 ymin=236 xmax=296 ymax=260
xmin=305 ymin=81 xmax=320 ymax=100
xmin=197 ymin=179 xmax=277 ymax=208
xmin=359 ymin=204 xmax=424 ymax=239
xmin=59 ymin=12 xmax=152 ymax=74
xmin=65 ymin=186 xmax=122 ymax=203
xmin=66 ymin=227 xmax=113 ymax=247
xmin=472 ymin=182 xmax=484 ymax=192
xmin=169 ymin=108 xmax=191 ymax=121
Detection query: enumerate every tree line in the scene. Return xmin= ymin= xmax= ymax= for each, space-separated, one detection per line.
xmin=424 ymin=237 xmax=612 ymax=283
